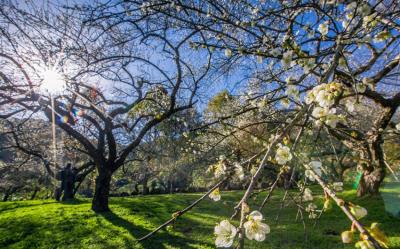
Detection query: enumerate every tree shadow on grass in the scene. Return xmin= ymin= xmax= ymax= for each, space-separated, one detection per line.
xmin=60 ymin=198 xmax=88 ymax=205
xmin=99 ymin=211 xmax=205 ymax=249
xmin=0 ymin=201 xmax=56 ymax=212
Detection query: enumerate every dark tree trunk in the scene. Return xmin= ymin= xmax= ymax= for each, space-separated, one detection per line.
xmin=92 ymin=168 xmax=112 ymax=212
xmin=142 ymin=177 xmax=149 ymax=195
xmin=30 ymin=187 xmax=39 ymax=200
xmin=3 ymin=187 xmax=16 ymax=202
xmin=169 ymin=180 xmax=173 ymax=194
xmin=134 ymin=183 xmax=139 ymax=194
xmin=357 ymin=167 xmax=385 ymax=197
xmin=3 ymin=192 xmax=10 ymax=202
xmin=73 ymin=180 xmax=83 ymax=198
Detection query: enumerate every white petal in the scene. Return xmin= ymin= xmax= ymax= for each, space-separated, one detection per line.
xmin=215 ymin=236 xmax=233 ymax=248
xmin=254 ymin=232 xmax=266 ymax=242
xmin=249 ymin=211 xmax=263 ymax=221
xmin=258 ymin=223 xmax=271 ymax=234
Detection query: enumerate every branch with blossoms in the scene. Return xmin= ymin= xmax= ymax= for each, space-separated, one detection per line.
xmin=302 ymin=160 xmax=385 ymax=249
xmin=137 ymin=177 xmax=227 ymax=242
xmin=137 ymin=150 xmax=263 ymax=242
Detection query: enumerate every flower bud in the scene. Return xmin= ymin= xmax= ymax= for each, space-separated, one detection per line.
xmin=350 ymin=205 xmax=368 ymax=220
xmin=323 ymin=199 xmax=333 ymax=211
xmin=341 ymin=230 xmax=354 ymax=243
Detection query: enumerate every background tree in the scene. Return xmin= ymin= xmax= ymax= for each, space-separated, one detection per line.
xmin=0 ymin=1 xmax=211 ymax=211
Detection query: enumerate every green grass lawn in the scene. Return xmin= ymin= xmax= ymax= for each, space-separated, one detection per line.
xmin=1 ymin=185 xmax=399 ymax=249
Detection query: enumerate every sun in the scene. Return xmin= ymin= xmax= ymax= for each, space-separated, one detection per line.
xmin=40 ymin=67 xmax=66 ymax=95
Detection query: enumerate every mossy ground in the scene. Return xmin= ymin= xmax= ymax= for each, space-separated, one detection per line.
xmin=1 ymin=184 xmax=399 ymax=249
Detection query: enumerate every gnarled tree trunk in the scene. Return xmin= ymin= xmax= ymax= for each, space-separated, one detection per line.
xmin=357 ymin=167 xmax=385 ymax=197
xmin=357 ymin=134 xmax=386 ymax=197
xmin=92 ymin=168 xmax=112 ymax=212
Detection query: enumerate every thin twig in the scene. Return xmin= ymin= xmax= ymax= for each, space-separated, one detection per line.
xmin=137 ymin=178 xmax=227 ymax=242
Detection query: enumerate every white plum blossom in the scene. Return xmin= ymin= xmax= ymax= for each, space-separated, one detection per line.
xmin=306 ymin=203 xmax=317 ymax=212
xmin=214 ymin=163 xmax=226 ymax=178
xmin=363 ymin=14 xmax=379 ymax=29
xmin=285 ymin=76 xmax=296 ymax=85
xmin=333 ymin=182 xmax=344 ymax=192
xmin=345 ymin=12 xmax=354 ymax=21
xmin=306 ymin=203 xmax=318 ymax=219
xmin=234 ymin=163 xmax=245 ymax=180
xmin=359 ymin=4 xmax=371 ymax=17
xmin=303 ymin=188 xmax=314 ymax=202
xmin=305 ymin=161 xmax=322 ymax=181
xmin=305 ymin=170 xmax=315 ymax=181
xmin=285 ymin=84 xmax=300 ymax=100
xmin=281 ymin=50 xmax=294 ymax=68
xmin=140 ymin=2 xmax=151 ymax=14
xmin=308 ymin=212 xmax=318 ymax=219
xmin=345 ymin=100 xmax=356 ymax=112
xmin=345 ymin=2 xmax=357 ymax=11
xmin=318 ymin=21 xmax=329 ymax=36
xmin=324 ymin=112 xmax=342 ymax=128
xmin=270 ymin=47 xmax=281 ymax=57
xmin=315 ymin=89 xmax=335 ymax=108
xmin=208 ymin=160 xmax=227 ymax=178
xmin=311 ymin=97 xmax=343 ymax=128
xmin=243 ymin=211 xmax=270 ymax=241
xmin=355 ymin=83 xmax=367 ymax=93
xmin=214 ymin=220 xmax=237 ymax=247
xmin=281 ymin=98 xmax=290 ymax=108
xmin=312 ymin=106 xmax=329 ymax=119
xmin=275 ymin=143 xmax=292 ymax=165
xmin=305 ymin=91 xmax=315 ymax=105
xmin=225 ymin=48 xmax=232 ymax=57
xmin=303 ymin=58 xmax=316 ymax=74
xmin=209 ymin=188 xmax=221 ymax=201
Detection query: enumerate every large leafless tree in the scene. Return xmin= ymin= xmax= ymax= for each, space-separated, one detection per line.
xmin=0 ymin=1 xmax=211 ymax=211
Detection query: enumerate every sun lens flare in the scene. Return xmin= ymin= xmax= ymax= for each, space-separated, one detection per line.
xmin=40 ymin=67 xmax=66 ymax=95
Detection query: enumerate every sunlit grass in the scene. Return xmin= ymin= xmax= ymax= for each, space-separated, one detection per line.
xmin=0 ymin=186 xmax=399 ymax=249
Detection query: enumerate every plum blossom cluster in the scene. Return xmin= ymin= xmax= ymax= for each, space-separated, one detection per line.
xmin=303 ymin=187 xmax=314 ymax=202
xmin=214 ymin=211 xmax=270 ymax=247
xmin=207 ymin=156 xmax=245 ymax=181
xmin=306 ymin=82 xmax=343 ymax=108
xmin=207 ymin=157 xmax=245 ymax=203
xmin=305 ymin=203 xmax=319 ymax=219
xmin=306 ymin=82 xmax=345 ymax=128
xmin=342 ymin=2 xmax=371 ymax=30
